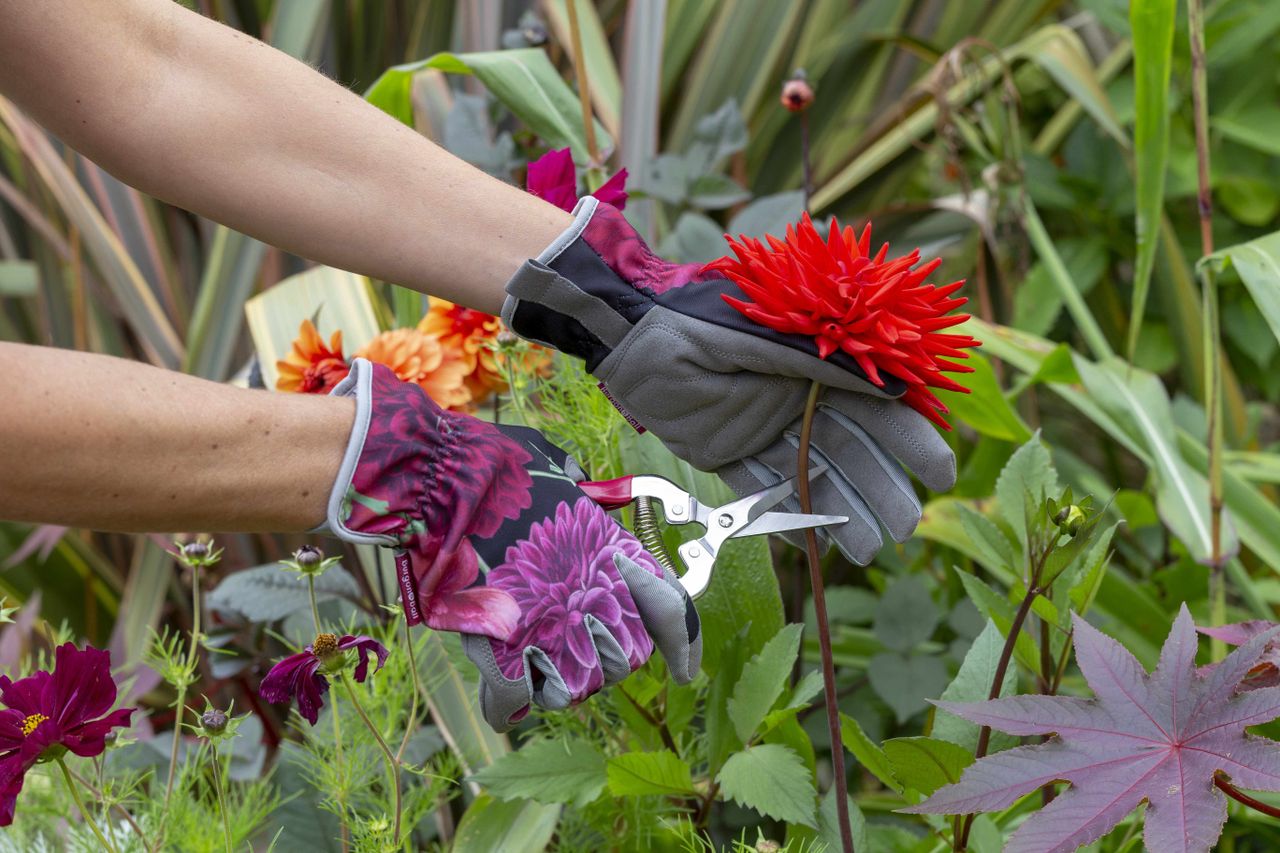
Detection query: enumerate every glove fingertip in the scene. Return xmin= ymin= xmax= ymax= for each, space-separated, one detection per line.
xmin=614 ymin=553 xmax=702 ymax=684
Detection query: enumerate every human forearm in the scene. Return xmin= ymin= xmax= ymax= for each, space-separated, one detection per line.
xmin=0 ymin=343 xmax=352 ymax=532
xmin=0 ymin=0 xmax=570 ymax=315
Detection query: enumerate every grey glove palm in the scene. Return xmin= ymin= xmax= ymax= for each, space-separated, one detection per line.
xmin=502 ymin=197 xmax=957 ymax=565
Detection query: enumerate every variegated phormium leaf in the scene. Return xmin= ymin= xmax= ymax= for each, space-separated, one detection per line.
xmin=905 ymin=605 xmax=1280 ymax=853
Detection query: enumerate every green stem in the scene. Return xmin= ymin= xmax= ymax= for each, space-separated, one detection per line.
xmin=166 ymin=564 xmax=202 ymax=805
xmin=308 ymin=575 xmax=322 ymax=634
xmin=58 ymin=757 xmax=119 ymax=853
xmin=797 ymin=380 xmax=854 ymax=853
xmin=395 ymin=619 xmax=420 ymax=763
xmin=208 ymin=742 xmax=233 ymax=853
xmin=341 ymin=674 xmax=403 ymax=845
xmin=311 ymin=575 xmax=350 ymax=850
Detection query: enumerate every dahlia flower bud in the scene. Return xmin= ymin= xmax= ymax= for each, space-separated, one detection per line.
xmin=201 ymin=708 xmax=228 ymax=735
xmin=781 ymin=69 xmax=815 ymax=113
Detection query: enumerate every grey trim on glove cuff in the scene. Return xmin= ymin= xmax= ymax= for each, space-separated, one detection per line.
xmin=311 ymin=358 xmax=396 ymax=546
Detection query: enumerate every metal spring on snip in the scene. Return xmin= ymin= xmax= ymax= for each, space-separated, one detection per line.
xmin=633 ymin=495 xmax=678 ymax=574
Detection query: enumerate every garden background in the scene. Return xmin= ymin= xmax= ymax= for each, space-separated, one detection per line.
xmin=4 ymin=0 xmax=1280 ymax=850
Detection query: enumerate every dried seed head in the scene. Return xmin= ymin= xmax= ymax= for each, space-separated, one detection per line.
xmin=781 ymin=69 xmax=815 ymax=113
xmin=756 ymin=841 xmax=781 ymax=853
xmin=201 ymin=709 xmax=228 ymax=735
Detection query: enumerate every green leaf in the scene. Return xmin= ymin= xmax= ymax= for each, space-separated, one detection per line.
xmin=881 ymin=736 xmax=975 ymax=796
xmin=205 ymin=564 xmax=359 ymax=623
xmin=1202 ymin=232 xmax=1280 ymax=351
xmin=840 ymin=712 xmax=902 ymax=794
xmin=994 ymin=433 xmax=1057 ymax=550
xmin=867 ymin=651 xmax=949 ymax=724
xmin=0 ymin=260 xmax=37 ymax=296
xmin=541 ymin=0 xmax=621 ymax=138
xmin=936 ymin=351 xmax=1031 ymax=443
xmin=365 ymin=49 xmax=610 ymax=162
xmin=956 ymin=504 xmax=1020 ymax=584
xmin=1028 ymin=26 xmax=1127 ymax=148
xmin=605 ymin=750 xmax=696 ymax=797
xmin=727 ymin=191 xmax=806 ymax=240
xmin=654 ymin=211 xmax=726 ymax=265
xmin=686 ymin=173 xmax=750 ymax=209
xmin=451 ymin=794 xmax=560 ymax=853
xmin=932 ymin=619 xmax=1018 ymax=753
xmin=715 ymin=744 xmax=817 ymax=827
xmin=817 ymin=788 xmax=869 ymax=853
xmin=470 ymin=737 xmax=606 ymax=807
xmin=185 ymin=227 xmax=267 ymax=380
xmin=1127 ymin=0 xmax=1176 ymax=360
xmin=872 ymin=575 xmax=940 ymax=653
xmin=1074 ymin=355 xmax=1236 ymax=565
xmin=728 ymin=623 xmax=804 ymax=742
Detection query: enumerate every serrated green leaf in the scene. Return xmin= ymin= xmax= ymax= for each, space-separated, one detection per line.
xmin=840 ymin=713 xmax=901 ymax=794
xmin=606 ymin=750 xmax=695 ymax=797
xmin=470 ymin=737 xmax=606 ymax=807
xmin=451 ymin=794 xmax=560 ymax=853
xmin=715 ymin=744 xmax=817 ymax=827
xmin=867 ymin=651 xmax=949 ymax=724
xmin=932 ymin=620 xmax=1018 ymax=753
xmin=728 ymin=623 xmax=804 ymax=742
xmin=957 ymin=503 xmax=1020 ymax=585
xmin=995 ymin=434 xmax=1058 ymax=550
xmin=882 ymin=736 xmax=974 ymax=796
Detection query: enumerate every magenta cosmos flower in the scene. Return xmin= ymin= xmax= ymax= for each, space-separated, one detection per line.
xmin=486 ymin=497 xmax=660 ymax=700
xmin=526 ymin=147 xmax=628 ymax=212
xmin=0 ymin=644 xmax=134 ymax=825
xmin=259 ymin=633 xmax=388 ymax=725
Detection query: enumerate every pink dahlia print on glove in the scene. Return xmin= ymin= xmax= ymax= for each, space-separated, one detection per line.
xmin=323 ymin=359 xmax=526 ymax=640
xmin=487 ymin=497 xmax=661 ymax=701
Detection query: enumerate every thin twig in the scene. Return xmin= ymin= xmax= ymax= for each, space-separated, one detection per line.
xmin=341 ymin=674 xmax=403 ymax=844
xmin=58 ymin=757 xmax=119 ymax=853
xmin=165 ymin=564 xmax=202 ymax=805
xmin=69 ymin=766 xmax=151 ymax=848
xmin=798 ymin=380 xmax=854 ymax=853
xmin=564 ymin=0 xmax=600 ymax=166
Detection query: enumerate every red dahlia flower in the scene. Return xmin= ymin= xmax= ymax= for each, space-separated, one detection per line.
xmin=0 ymin=644 xmax=134 ymax=825
xmin=259 ymin=633 xmax=388 ymax=726
xmin=707 ymin=214 xmax=980 ymax=428
xmin=527 ymin=147 xmax=628 ymax=212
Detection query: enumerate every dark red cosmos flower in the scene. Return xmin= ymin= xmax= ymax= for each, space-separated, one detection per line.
xmin=259 ymin=633 xmax=388 ymax=726
xmin=0 ymin=644 xmax=134 ymax=825
xmin=527 ymin=147 xmax=628 ymax=212
xmin=707 ymin=214 xmax=980 ymax=428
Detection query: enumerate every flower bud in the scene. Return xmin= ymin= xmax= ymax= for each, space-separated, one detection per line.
xmin=201 ymin=709 xmax=228 ymax=735
xmin=781 ymin=69 xmax=815 ymax=113
xmin=496 ymin=329 xmax=520 ymax=347
xmin=181 ymin=542 xmax=209 ymax=561
xmin=294 ymin=546 xmax=324 ymax=569
xmin=1054 ymin=504 xmax=1087 ymax=536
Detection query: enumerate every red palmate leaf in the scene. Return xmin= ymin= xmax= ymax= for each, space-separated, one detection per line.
xmin=905 ymin=605 xmax=1280 ymax=853
xmin=706 ymin=214 xmax=980 ymax=428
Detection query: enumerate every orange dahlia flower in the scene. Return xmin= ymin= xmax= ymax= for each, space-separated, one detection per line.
xmin=277 ymin=319 xmax=349 ymax=394
xmin=419 ymin=299 xmax=550 ymax=402
xmin=355 ymin=327 xmax=471 ymax=411
xmin=707 ymin=214 xmax=980 ymax=428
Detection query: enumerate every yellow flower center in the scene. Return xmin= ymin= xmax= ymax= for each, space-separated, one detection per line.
xmin=21 ymin=713 xmax=48 ymax=737
xmin=312 ymin=633 xmax=339 ymax=658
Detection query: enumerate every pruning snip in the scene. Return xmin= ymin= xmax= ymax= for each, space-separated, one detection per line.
xmin=579 ymin=467 xmax=847 ymax=599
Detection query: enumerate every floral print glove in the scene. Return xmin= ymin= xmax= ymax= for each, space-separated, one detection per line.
xmin=501 ymin=196 xmax=975 ymax=565
xmin=322 ymin=358 xmax=701 ymax=730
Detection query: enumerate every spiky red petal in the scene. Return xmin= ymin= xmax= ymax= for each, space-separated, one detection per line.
xmin=706 ymin=215 xmax=980 ymax=428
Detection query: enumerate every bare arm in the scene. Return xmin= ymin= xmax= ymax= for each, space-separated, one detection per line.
xmin=0 ymin=342 xmax=352 ymax=533
xmin=0 ymin=0 xmax=572 ymax=315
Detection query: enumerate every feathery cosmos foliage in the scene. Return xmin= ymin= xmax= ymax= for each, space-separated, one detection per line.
xmin=907 ymin=606 xmax=1280 ymax=853
xmin=708 ymin=215 xmax=980 ymax=427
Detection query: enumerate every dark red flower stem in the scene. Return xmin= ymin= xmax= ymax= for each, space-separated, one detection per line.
xmin=799 ymin=380 xmax=854 ymax=853
xmin=1216 ymin=773 xmax=1280 ymax=819
xmin=956 ymin=583 xmax=1041 ymax=850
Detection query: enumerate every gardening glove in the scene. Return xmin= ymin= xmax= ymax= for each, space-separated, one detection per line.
xmin=321 ymin=358 xmax=701 ymax=731
xmin=501 ymin=196 xmax=957 ymax=566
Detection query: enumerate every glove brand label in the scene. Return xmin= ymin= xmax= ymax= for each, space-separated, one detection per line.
xmin=395 ymin=549 xmax=422 ymax=625
xmin=597 ymin=382 xmax=646 ymax=434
